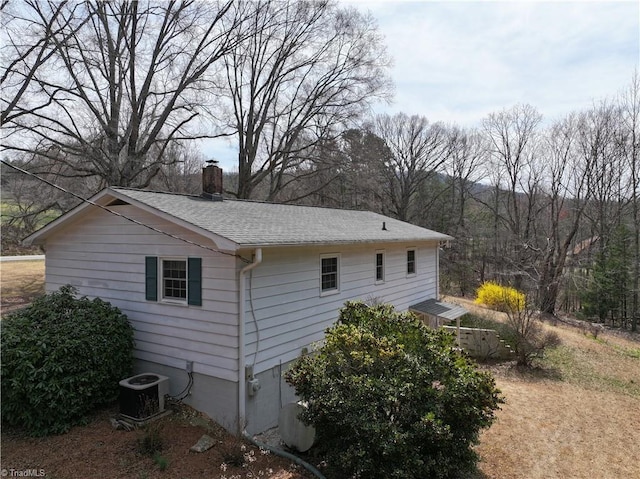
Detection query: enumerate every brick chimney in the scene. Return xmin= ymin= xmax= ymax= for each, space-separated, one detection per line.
xmin=202 ymin=161 xmax=223 ymax=200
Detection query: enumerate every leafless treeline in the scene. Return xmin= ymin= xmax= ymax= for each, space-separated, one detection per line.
xmin=1 ymin=0 xmax=391 ymax=191
xmin=475 ymin=84 xmax=639 ymax=331
xmin=1 ymin=1 xmax=637 ymax=329
xmin=258 ymin=82 xmax=639 ymax=330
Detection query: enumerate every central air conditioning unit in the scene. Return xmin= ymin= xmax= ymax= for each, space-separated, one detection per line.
xmin=119 ymin=373 xmax=170 ymax=421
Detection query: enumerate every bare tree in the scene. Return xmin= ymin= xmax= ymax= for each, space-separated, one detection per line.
xmin=536 ymin=114 xmax=592 ymax=315
xmin=439 ymin=126 xmax=486 ymax=295
xmin=0 ymin=154 xmax=84 ymax=253
xmin=481 ymin=104 xmax=544 ymax=290
xmin=619 ymin=72 xmax=640 ymax=331
xmin=148 ymin=142 xmax=206 ymax=194
xmin=2 ymin=0 xmax=245 ymax=189
xmin=478 ymin=146 xmax=509 ymax=284
xmin=580 ymin=101 xmax=627 ymax=250
xmin=444 ymin=126 xmax=485 ymax=234
xmin=372 ymin=113 xmax=448 ymax=222
xmin=1 ymin=0 xmax=86 ymax=126
xmin=503 ymin=295 xmax=560 ymax=367
xmin=221 ymin=0 xmax=392 ymax=200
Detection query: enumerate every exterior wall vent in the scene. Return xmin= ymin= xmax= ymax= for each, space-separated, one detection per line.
xmin=119 ymin=373 xmax=170 ymax=421
xmin=106 ymin=199 xmax=130 ymax=206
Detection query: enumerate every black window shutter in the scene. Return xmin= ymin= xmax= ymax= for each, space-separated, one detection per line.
xmin=145 ymin=256 xmax=158 ymax=301
xmin=187 ymin=257 xmax=202 ymax=306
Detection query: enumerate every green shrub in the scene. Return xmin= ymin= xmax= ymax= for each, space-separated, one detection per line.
xmin=1 ymin=285 xmax=134 ymax=436
xmin=502 ymin=300 xmax=562 ymax=367
xmin=153 ymin=452 xmax=169 ymax=471
xmin=284 ymin=301 xmax=503 ymax=479
xmin=137 ymin=422 xmax=165 ymax=457
xmin=475 ymin=281 xmax=525 ymax=312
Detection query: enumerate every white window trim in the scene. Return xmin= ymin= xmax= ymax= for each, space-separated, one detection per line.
xmin=375 ymin=250 xmax=385 ymax=284
xmin=320 ymin=253 xmax=341 ymax=296
xmin=160 ymin=257 xmax=188 ymax=304
xmin=406 ymin=247 xmax=417 ymax=277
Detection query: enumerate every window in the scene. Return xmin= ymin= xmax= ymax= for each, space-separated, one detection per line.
xmin=163 ymin=260 xmax=187 ymax=300
xmin=145 ymin=256 xmax=202 ymax=306
xmin=320 ymin=255 xmax=339 ymax=294
xmin=375 ymin=252 xmax=385 ymax=282
xmin=407 ymin=249 xmax=416 ymax=275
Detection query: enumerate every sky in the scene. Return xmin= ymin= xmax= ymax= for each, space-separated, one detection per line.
xmin=203 ymin=0 xmax=640 ymax=171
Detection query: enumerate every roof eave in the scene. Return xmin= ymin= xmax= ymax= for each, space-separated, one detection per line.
xmin=237 ymin=235 xmax=454 ymax=249
xmin=23 ymin=188 xmax=115 ymax=246
xmin=103 ymin=189 xmax=240 ymax=252
xmin=23 ymin=187 xmax=241 ymax=253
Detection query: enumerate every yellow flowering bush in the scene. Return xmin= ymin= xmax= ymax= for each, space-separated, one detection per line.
xmin=475 ymin=281 xmax=525 ymax=312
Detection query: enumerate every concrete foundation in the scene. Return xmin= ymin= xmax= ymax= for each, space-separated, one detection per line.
xmin=245 ymin=360 xmax=298 ymax=435
xmin=133 ymin=359 xmax=239 ymax=433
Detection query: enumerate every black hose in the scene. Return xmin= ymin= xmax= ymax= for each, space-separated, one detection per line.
xmin=242 ymin=431 xmax=327 ymax=479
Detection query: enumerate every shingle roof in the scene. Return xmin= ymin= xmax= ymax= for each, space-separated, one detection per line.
xmin=409 ymin=298 xmax=468 ymax=321
xmin=111 ymin=187 xmax=452 ymax=247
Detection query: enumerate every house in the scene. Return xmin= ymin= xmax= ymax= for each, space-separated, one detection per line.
xmin=24 ymin=164 xmax=459 ymax=435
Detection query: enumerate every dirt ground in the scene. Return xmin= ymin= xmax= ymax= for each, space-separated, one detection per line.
xmin=1 ymin=404 xmax=313 ymax=479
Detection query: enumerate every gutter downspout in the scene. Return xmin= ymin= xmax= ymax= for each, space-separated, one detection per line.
xmin=436 ymin=242 xmax=441 ymax=299
xmin=238 ymin=248 xmax=262 ymax=434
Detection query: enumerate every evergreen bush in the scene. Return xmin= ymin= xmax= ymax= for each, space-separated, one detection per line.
xmin=1 ymin=286 xmax=134 ymax=436
xmin=284 ymin=301 xmax=503 ymax=479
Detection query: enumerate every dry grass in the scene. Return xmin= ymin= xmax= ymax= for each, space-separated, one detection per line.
xmin=0 ymin=259 xmax=45 ymax=314
xmin=476 ymin=380 xmax=640 ymax=479
xmin=450 ymin=297 xmax=640 ymax=479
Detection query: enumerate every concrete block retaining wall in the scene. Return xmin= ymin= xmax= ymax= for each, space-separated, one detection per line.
xmin=442 ymin=326 xmax=515 ymax=360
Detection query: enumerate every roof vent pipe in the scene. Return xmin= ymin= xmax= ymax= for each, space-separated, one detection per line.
xmin=382 ymin=221 xmax=387 ymax=231
xmin=202 ymin=160 xmax=223 ymax=201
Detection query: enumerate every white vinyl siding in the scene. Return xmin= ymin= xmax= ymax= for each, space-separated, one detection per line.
xmin=42 ymin=206 xmax=240 ymax=382
xmin=243 ymin=242 xmax=438 ymax=375
xmin=41 ymin=204 xmax=441 ymax=386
